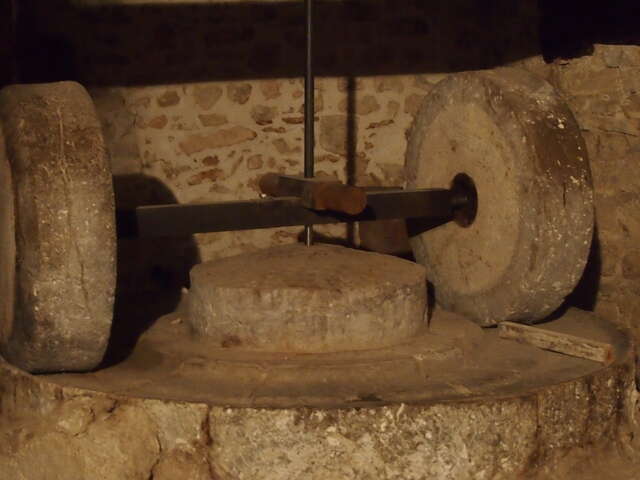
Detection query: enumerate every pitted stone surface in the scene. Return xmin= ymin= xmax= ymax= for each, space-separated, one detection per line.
xmin=0 ymin=309 xmax=634 ymax=479
xmin=0 ymin=82 xmax=116 ymax=373
xmin=406 ymin=68 xmax=594 ymax=326
xmin=188 ymin=243 xmax=427 ymax=352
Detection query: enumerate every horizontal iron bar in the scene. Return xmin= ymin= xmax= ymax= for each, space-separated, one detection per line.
xmin=117 ymin=188 xmax=454 ymax=238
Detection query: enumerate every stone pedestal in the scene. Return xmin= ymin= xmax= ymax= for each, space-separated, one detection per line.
xmin=188 ymin=244 xmax=427 ymax=352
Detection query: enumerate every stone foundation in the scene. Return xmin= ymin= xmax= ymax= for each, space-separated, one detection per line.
xmin=0 ymin=309 xmax=634 ymax=479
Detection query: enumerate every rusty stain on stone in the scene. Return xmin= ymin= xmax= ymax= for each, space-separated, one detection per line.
xmin=272 ymin=138 xmax=300 ymax=155
xmin=198 ymin=113 xmax=227 ymax=127
xmin=202 ymin=156 xmax=219 ymax=166
xmin=247 ymin=154 xmax=263 ymax=170
xmin=367 ymin=119 xmax=394 ymax=129
xmin=187 ymin=168 xmax=225 ymax=185
xmin=318 ymin=154 xmax=340 ymax=164
xmin=320 ymin=115 xmax=348 ymax=155
xmin=147 ymin=115 xmax=168 ymax=129
xmin=339 ymin=95 xmax=380 ymax=115
xmin=260 ymin=80 xmax=282 ymax=100
xmin=404 ymin=93 xmax=426 ymax=116
xmin=262 ymin=126 xmax=286 ymax=134
xmin=387 ymin=100 xmax=401 ymax=118
xmin=375 ymin=77 xmax=405 ymax=93
xmin=179 ymin=127 xmax=257 ymax=155
xmin=251 ymin=105 xmax=277 ymax=126
xmin=378 ymin=163 xmax=406 ymax=185
xmin=131 ymin=96 xmax=151 ymax=109
xmin=193 ymin=84 xmax=223 ymax=111
xmin=282 ymin=116 xmax=304 ymax=124
xmin=157 ymin=90 xmax=180 ymax=107
xmin=227 ymin=83 xmax=252 ymax=105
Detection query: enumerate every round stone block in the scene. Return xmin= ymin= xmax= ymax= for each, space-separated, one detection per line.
xmin=0 ymin=82 xmax=116 ymax=373
xmin=406 ymin=68 xmax=594 ymax=326
xmin=188 ymin=243 xmax=427 ymax=352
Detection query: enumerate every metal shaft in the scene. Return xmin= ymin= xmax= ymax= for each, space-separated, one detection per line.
xmin=304 ymin=0 xmax=315 ymax=246
xmin=120 ymin=188 xmax=456 ymax=238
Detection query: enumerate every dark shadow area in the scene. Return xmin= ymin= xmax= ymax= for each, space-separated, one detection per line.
xmin=359 ymin=219 xmax=414 ymax=259
xmin=9 ymin=0 xmax=640 ymax=84
xmin=539 ymin=0 xmax=640 ymax=62
xmin=538 ymin=226 xmax=602 ymax=324
xmin=100 ymin=174 xmax=200 ymax=368
xmin=16 ymin=0 xmax=543 ymax=86
xmin=564 ymin=226 xmax=602 ymax=311
xmin=346 ymin=76 xmax=357 ymax=246
xmin=295 ymin=229 xmax=351 ymax=247
xmin=0 ymin=0 xmax=17 ymax=87
xmin=426 ymin=280 xmax=436 ymax=325
xmin=406 ymin=216 xmax=451 ymax=238
xmin=14 ymin=0 xmax=640 ymax=87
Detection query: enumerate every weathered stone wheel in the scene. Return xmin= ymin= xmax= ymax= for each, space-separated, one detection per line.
xmin=406 ymin=68 xmax=594 ymax=326
xmin=0 ymin=82 xmax=116 ymax=373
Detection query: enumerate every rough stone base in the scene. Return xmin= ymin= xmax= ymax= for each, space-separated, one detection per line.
xmin=0 ymin=309 xmax=634 ymax=479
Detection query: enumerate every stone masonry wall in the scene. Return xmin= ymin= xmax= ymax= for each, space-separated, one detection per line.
xmin=548 ymin=45 xmax=640 ymax=340
xmin=512 ymin=44 xmax=640 ymax=340
xmin=16 ymin=0 xmax=541 ymax=264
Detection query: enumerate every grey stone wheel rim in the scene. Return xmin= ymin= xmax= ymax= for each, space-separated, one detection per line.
xmin=405 ymin=68 xmax=594 ymax=326
xmin=0 ymin=81 xmax=116 ymax=372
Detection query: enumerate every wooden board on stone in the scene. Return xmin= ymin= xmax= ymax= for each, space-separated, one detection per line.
xmin=498 ymin=321 xmax=614 ymax=364
xmin=0 ymin=82 xmax=116 ymax=373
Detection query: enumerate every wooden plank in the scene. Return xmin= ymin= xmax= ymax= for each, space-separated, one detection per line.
xmin=498 ymin=321 xmax=614 ymax=365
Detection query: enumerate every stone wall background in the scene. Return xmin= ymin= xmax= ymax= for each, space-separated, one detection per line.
xmin=14 ymin=0 xmax=541 ymax=260
xmin=7 ymin=0 xmax=640 ymax=341
xmin=547 ymin=46 xmax=640 ymax=341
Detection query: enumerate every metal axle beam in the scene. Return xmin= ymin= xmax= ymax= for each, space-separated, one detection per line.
xmin=116 ymin=188 xmax=456 ymax=238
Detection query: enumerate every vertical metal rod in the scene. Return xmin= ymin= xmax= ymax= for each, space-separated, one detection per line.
xmin=7 ymin=0 xmax=19 ymax=84
xmin=303 ymin=0 xmax=315 ymax=247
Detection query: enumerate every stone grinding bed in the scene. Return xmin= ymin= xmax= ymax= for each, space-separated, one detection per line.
xmin=0 ymin=69 xmax=635 ymax=479
xmin=0 ymin=244 xmax=634 ymax=479
xmin=44 ymin=248 xmax=633 ymax=410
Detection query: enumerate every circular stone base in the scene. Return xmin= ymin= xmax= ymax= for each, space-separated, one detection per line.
xmin=0 ymin=309 xmax=634 ymax=480
xmin=188 ymin=244 xmax=427 ymax=352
